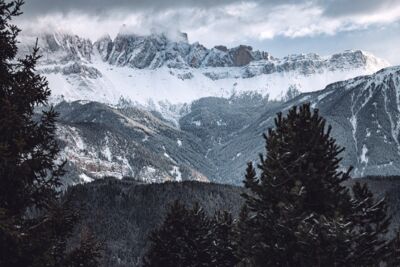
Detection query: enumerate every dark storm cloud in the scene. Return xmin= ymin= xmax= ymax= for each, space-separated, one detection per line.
xmin=321 ymin=0 xmax=397 ymax=17
xmin=22 ymin=0 xmax=243 ymax=17
xmin=15 ymin=0 xmax=400 ymax=65
xmin=22 ymin=0 xmax=397 ymax=18
xmin=16 ymin=0 xmax=400 ymax=59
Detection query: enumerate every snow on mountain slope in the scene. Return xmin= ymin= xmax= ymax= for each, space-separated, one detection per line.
xmin=17 ymin=31 xmax=397 ymax=184
xmin=55 ymin=101 xmax=211 ymax=185
xmin=56 ymin=64 xmax=400 ymax=185
xmin=205 ymin=65 xmax=400 ymax=184
xmin=18 ymin=31 xmax=390 ymax=110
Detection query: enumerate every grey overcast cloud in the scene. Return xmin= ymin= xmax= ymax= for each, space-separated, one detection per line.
xmin=18 ymin=0 xmax=400 ymax=63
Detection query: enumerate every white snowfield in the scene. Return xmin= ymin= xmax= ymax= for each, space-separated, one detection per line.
xmin=19 ymin=31 xmax=390 ymax=111
xmin=45 ymin=60 xmax=388 ymax=105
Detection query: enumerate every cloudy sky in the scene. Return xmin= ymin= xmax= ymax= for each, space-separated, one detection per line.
xmin=17 ymin=0 xmax=400 ymax=64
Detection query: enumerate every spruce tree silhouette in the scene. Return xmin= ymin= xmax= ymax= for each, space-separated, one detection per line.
xmin=144 ymin=200 xmax=213 ymax=267
xmin=0 ymin=1 xmax=101 ymax=266
xmin=238 ymin=103 xmax=393 ymax=266
xmin=210 ymin=210 xmax=239 ymax=266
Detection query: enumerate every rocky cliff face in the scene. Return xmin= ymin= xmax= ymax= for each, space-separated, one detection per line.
xmin=19 ymin=31 xmax=388 ymax=73
xmin=19 ymin=32 xmax=93 ymax=63
xmin=93 ymin=32 xmax=268 ymax=69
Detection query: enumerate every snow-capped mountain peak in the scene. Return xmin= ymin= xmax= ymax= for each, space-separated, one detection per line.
xmin=18 ymin=30 xmax=390 ymax=114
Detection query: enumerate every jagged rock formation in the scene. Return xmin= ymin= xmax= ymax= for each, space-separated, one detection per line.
xmin=17 ymin=30 xmax=389 ymax=109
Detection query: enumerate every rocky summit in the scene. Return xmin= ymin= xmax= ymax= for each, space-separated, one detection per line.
xmin=18 ymin=30 xmax=388 ymax=108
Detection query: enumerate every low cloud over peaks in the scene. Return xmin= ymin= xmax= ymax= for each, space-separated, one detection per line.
xmin=14 ymin=0 xmax=400 ymax=63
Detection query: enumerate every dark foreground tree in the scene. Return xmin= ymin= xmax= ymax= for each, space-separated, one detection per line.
xmin=350 ymin=181 xmax=391 ymax=265
xmin=210 ymin=210 xmax=239 ymax=266
xmin=64 ymin=227 xmax=103 ymax=267
xmin=143 ymin=201 xmax=213 ymax=267
xmin=238 ymin=103 xmax=393 ymax=266
xmin=387 ymin=231 xmax=400 ymax=266
xmin=0 ymin=1 xmax=101 ymax=266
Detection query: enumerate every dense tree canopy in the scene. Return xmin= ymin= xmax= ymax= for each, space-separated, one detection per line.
xmin=144 ymin=201 xmax=213 ymax=267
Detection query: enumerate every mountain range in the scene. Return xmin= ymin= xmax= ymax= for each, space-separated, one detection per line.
xmin=19 ymin=31 xmax=388 ymax=111
xmin=18 ymin=30 xmax=400 ymax=185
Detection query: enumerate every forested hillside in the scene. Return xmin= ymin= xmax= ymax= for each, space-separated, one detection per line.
xmin=67 ymin=176 xmax=400 ymax=266
xmin=67 ymin=179 xmax=244 ymax=266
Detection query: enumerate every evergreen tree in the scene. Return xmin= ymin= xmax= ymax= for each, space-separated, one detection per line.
xmin=26 ymin=199 xmax=79 ymax=266
xmin=64 ymin=227 xmax=103 ymax=267
xmin=238 ymin=103 xmax=392 ymax=266
xmin=0 ymin=0 xmax=62 ymax=216
xmin=0 ymin=1 xmax=101 ymax=266
xmin=235 ymin=165 xmax=258 ymax=266
xmin=210 ymin=210 xmax=238 ymax=266
xmin=143 ymin=200 xmax=213 ymax=267
xmin=350 ymin=182 xmax=391 ymax=265
xmin=387 ymin=231 xmax=400 ymax=266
